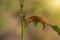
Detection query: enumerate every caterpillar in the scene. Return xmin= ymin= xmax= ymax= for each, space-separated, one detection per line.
xmin=24 ymin=16 xmax=46 ymax=24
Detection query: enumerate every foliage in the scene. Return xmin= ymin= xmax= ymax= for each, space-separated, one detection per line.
xmin=24 ymin=16 xmax=60 ymax=35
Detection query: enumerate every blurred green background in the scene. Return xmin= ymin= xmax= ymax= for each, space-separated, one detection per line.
xmin=0 ymin=0 xmax=60 ymax=40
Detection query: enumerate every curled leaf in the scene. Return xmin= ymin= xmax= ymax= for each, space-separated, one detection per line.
xmin=48 ymin=24 xmax=60 ymax=35
xmin=25 ymin=21 xmax=31 ymax=28
xmin=51 ymin=25 xmax=60 ymax=35
xmin=33 ymin=20 xmax=38 ymax=27
xmin=42 ymin=23 xmax=45 ymax=30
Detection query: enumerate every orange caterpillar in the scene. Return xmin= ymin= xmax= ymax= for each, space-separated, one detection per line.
xmin=24 ymin=16 xmax=46 ymax=24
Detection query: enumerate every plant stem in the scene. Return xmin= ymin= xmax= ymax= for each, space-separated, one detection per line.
xmin=21 ymin=15 xmax=25 ymax=40
xmin=20 ymin=0 xmax=25 ymax=40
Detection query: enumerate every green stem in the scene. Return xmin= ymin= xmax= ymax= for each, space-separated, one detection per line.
xmin=20 ymin=0 xmax=25 ymax=40
xmin=21 ymin=16 xmax=25 ymax=40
